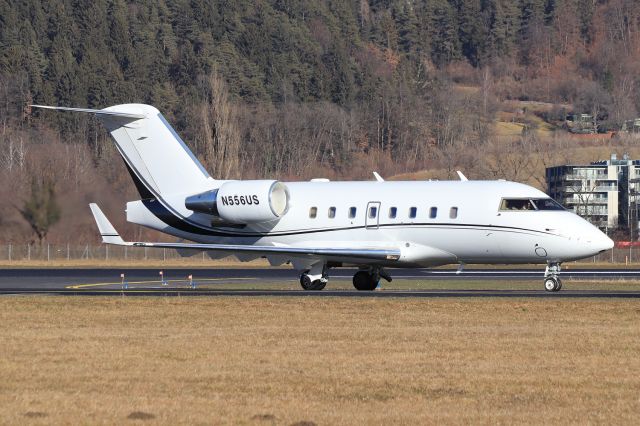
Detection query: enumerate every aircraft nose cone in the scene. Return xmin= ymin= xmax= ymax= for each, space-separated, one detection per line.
xmin=594 ymin=232 xmax=614 ymax=252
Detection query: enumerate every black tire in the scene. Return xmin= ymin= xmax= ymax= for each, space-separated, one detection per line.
xmin=310 ymin=280 xmax=327 ymax=290
xmin=555 ymin=278 xmax=562 ymax=291
xmin=353 ymin=271 xmax=377 ymax=291
xmin=544 ymin=277 xmax=557 ymax=292
xmin=300 ymin=274 xmax=326 ymax=291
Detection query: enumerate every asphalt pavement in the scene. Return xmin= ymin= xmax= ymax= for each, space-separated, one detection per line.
xmin=1 ymin=267 xmax=640 ymax=298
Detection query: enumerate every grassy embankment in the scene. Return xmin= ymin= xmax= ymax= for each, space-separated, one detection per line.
xmin=1 ymin=297 xmax=639 ymax=424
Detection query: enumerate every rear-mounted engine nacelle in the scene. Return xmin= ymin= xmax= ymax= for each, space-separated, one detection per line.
xmin=185 ymin=180 xmax=289 ymax=224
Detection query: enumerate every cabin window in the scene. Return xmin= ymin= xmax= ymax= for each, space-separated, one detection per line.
xmin=409 ymin=207 xmax=417 ymax=219
xmin=309 ymin=207 xmax=317 ymax=218
xmin=450 ymin=207 xmax=458 ymax=219
xmin=389 ymin=207 xmax=397 ymax=219
xmin=429 ymin=207 xmax=437 ymax=218
xmin=328 ymin=207 xmax=336 ymax=218
xmin=368 ymin=206 xmax=378 ymax=219
xmin=349 ymin=207 xmax=357 ymax=218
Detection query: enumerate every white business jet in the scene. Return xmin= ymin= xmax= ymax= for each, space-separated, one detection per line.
xmin=33 ymin=104 xmax=613 ymax=292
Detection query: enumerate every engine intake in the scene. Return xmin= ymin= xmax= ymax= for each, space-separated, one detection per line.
xmin=185 ymin=180 xmax=289 ymax=224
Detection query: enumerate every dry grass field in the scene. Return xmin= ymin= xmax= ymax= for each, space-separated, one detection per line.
xmin=1 ymin=297 xmax=639 ymax=424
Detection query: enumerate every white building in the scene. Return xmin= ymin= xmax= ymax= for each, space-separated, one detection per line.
xmin=546 ymin=154 xmax=640 ymax=235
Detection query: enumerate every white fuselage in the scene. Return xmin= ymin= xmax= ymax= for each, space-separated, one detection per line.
xmin=126 ymin=179 xmax=613 ymax=267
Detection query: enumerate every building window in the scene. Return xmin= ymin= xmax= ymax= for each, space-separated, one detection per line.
xmin=309 ymin=207 xmax=317 ymax=218
xmin=349 ymin=207 xmax=357 ymax=218
xmin=368 ymin=206 xmax=378 ymax=219
xmin=450 ymin=207 xmax=458 ymax=219
xmin=389 ymin=207 xmax=397 ymax=219
xmin=409 ymin=207 xmax=417 ymax=219
xmin=430 ymin=207 xmax=437 ymax=218
xmin=328 ymin=207 xmax=336 ymax=218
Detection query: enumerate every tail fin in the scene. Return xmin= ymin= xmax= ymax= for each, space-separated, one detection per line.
xmin=32 ymin=104 xmax=213 ymax=198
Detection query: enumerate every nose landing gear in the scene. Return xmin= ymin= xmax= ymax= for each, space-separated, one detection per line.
xmin=544 ymin=263 xmax=562 ymax=292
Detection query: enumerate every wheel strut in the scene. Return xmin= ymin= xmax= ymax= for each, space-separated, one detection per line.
xmin=543 ymin=263 xmax=562 ymax=292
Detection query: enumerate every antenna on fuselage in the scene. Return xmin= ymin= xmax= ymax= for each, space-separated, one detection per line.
xmin=373 ymin=171 xmax=384 ymax=182
xmin=456 ymin=171 xmax=468 ymax=181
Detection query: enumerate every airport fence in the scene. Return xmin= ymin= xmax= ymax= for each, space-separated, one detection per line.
xmin=0 ymin=243 xmax=637 ymax=264
xmin=0 ymin=243 xmax=212 ymax=263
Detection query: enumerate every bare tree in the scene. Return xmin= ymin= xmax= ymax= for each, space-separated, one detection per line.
xmin=568 ymin=179 xmax=609 ymax=227
xmin=194 ymin=73 xmax=241 ymax=179
xmin=485 ymin=137 xmax=538 ymax=184
xmin=574 ymin=80 xmax=612 ymax=132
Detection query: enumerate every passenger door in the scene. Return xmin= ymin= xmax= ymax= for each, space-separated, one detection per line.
xmin=366 ymin=202 xmax=381 ymax=229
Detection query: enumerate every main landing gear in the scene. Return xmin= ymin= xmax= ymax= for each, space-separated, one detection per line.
xmin=299 ymin=273 xmax=328 ymax=290
xmin=299 ymin=265 xmax=393 ymax=291
xmin=543 ymin=263 xmax=562 ymax=292
xmin=299 ymin=263 xmax=328 ymax=291
xmin=352 ymin=267 xmax=392 ymax=291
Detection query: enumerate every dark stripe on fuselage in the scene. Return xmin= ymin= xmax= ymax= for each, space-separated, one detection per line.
xmin=141 ymin=198 xmax=233 ymax=236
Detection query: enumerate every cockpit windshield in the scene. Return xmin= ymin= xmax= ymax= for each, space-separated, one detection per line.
xmin=531 ymin=198 xmax=564 ymax=210
xmin=499 ymin=198 xmax=564 ymax=211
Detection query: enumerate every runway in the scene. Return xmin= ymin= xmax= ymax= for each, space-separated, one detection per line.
xmin=1 ymin=267 xmax=640 ymax=298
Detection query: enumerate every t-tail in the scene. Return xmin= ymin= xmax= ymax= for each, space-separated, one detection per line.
xmin=31 ymin=104 xmax=289 ymax=239
xmin=31 ymin=104 xmax=214 ymax=201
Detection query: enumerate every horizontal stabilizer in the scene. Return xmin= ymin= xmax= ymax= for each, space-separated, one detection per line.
xmin=89 ymin=203 xmax=127 ymax=245
xmin=31 ymin=105 xmax=145 ymax=120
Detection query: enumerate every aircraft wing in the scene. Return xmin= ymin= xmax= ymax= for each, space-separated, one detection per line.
xmin=89 ymin=204 xmax=401 ymax=262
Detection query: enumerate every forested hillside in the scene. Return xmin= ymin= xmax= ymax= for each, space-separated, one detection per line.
xmin=1 ymin=0 xmax=640 ymax=242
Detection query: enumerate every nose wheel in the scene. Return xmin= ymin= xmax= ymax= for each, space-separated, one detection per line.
xmin=544 ymin=263 xmax=562 ymax=292
xmin=544 ymin=276 xmax=562 ymax=292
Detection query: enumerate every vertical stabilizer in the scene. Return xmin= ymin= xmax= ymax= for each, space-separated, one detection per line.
xmin=32 ymin=104 xmax=213 ymax=199
xmin=99 ymin=104 xmax=212 ymax=198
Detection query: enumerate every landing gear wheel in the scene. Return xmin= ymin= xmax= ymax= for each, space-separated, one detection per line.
xmin=300 ymin=274 xmax=327 ymax=291
xmin=353 ymin=271 xmax=378 ymax=291
xmin=544 ymin=277 xmax=560 ymax=292
xmin=544 ymin=263 xmax=562 ymax=292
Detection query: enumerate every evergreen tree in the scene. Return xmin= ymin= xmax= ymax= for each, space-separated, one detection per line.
xmin=394 ymin=0 xmax=419 ymax=56
xmin=484 ymin=0 xmax=520 ymax=60
xmin=430 ymin=0 xmax=461 ymax=66
xmin=19 ymin=177 xmax=61 ymax=244
xmin=456 ymin=0 xmax=484 ymax=66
